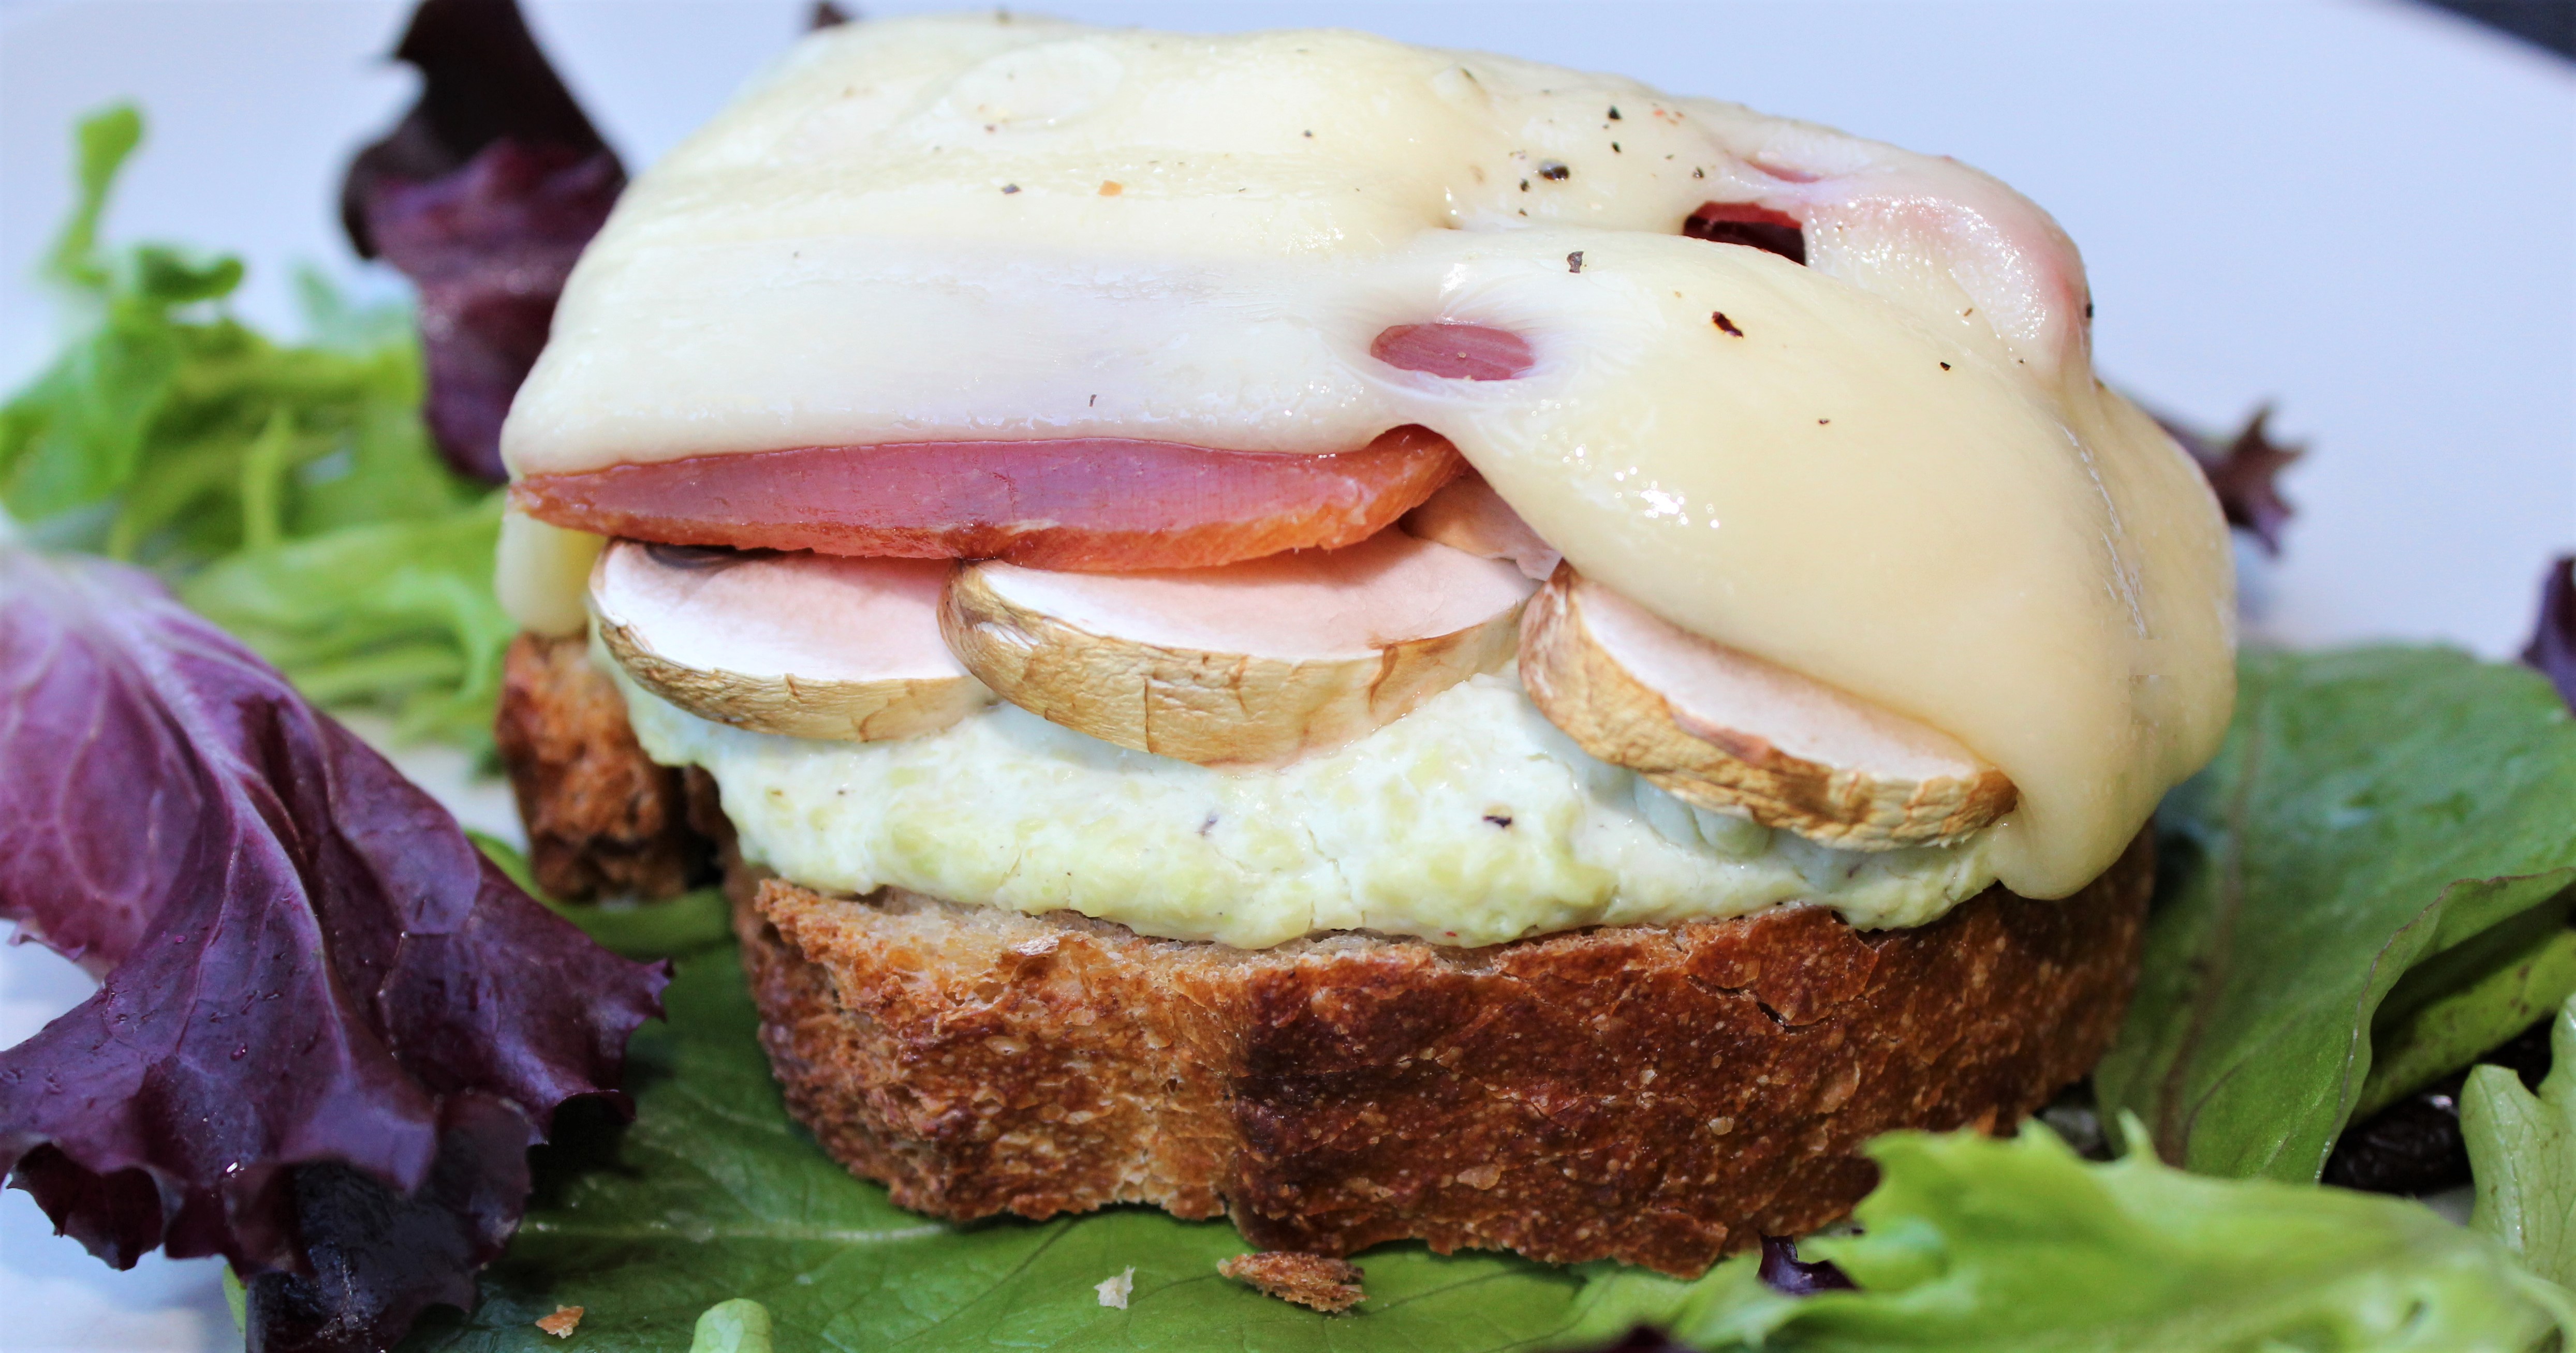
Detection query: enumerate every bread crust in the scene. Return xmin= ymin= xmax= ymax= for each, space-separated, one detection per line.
xmin=736 ymin=834 xmax=2151 ymax=1276
xmin=495 ymin=631 xmax=711 ymax=900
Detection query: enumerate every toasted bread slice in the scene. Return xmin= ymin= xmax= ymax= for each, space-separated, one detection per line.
xmin=734 ymin=835 xmax=2150 ymax=1276
xmin=495 ymin=631 xmax=712 ymax=900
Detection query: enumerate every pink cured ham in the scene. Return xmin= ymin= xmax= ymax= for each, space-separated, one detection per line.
xmin=1681 ymin=124 xmax=2094 ymax=379
xmin=512 ymin=425 xmax=1464 ymax=573
xmin=1400 ymin=471 xmax=1561 ymax=582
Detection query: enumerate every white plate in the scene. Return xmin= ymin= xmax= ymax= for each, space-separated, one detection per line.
xmin=0 ymin=2 xmax=2569 ymax=1349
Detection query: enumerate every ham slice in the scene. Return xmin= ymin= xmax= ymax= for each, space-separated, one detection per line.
xmin=514 ymin=425 xmax=1464 ymax=572
xmin=1400 ymin=471 xmax=1561 ymax=582
xmin=1687 ymin=126 xmax=2094 ymax=379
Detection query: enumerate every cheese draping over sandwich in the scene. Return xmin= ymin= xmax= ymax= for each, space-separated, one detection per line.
xmin=499 ymin=14 xmax=2234 ymax=905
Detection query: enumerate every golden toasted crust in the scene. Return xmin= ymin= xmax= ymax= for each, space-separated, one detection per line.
xmin=735 ymin=833 xmax=2151 ymax=1276
xmin=494 ymin=631 xmax=710 ymax=900
xmin=1219 ymin=1253 xmax=1365 ymax=1312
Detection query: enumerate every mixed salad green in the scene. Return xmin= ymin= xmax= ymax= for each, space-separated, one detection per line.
xmin=0 ymin=106 xmax=511 ymax=752
xmin=7 ymin=91 xmax=2576 ymax=1353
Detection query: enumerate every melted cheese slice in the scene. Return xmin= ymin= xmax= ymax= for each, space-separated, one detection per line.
xmin=501 ymin=14 xmax=2235 ymax=901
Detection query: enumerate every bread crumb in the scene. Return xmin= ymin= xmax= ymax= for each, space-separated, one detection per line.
xmin=1095 ymin=1266 xmax=1135 ymax=1309
xmin=1098 ymin=181 xmax=1123 ymax=197
xmin=1219 ymin=1252 xmax=1364 ymax=1312
xmin=535 ymin=1305 xmax=584 ymax=1338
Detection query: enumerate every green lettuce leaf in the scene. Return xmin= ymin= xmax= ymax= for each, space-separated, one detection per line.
xmin=180 ymin=496 xmax=513 ymax=748
xmin=2360 ymin=900 xmax=2576 ymax=1122
xmin=399 ymin=928 xmax=2573 ymax=1353
xmin=2095 ymin=647 xmax=2576 ymax=1181
xmin=4 ymin=105 xmax=509 ymax=752
xmin=2465 ymin=996 xmax=2576 ymax=1289
xmin=1626 ymin=1124 xmax=2570 ymax=1352
xmin=44 ymin=102 xmax=142 ymax=288
xmin=3 ymin=106 xmax=424 ymax=554
xmin=470 ymin=833 xmax=733 ymax=962
xmin=688 ymin=1299 xmax=777 ymax=1352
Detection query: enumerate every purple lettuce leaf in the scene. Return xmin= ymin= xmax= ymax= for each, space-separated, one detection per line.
xmin=342 ymin=0 xmax=625 ymax=484
xmin=2524 ymin=556 xmax=2576 ymax=714
xmin=2158 ymin=406 xmax=2305 ymax=555
xmin=1756 ymin=1233 xmax=1856 ymax=1296
xmin=0 ymin=544 xmax=667 ymax=1353
xmin=340 ymin=0 xmax=616 ymax=260
xmin=361 ymin=142 xmax=620 ymax=485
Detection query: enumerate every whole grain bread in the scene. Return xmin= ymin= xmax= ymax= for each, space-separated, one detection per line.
xmin=736 ymin=835 xmax=2150 ymax=1276
xmin=495 ymin=631 xmax=710 ymax=900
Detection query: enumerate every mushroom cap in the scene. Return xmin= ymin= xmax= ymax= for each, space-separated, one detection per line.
xmin=941 ymin=531 xmax=1534 ymax=767
xmin=1519 ymin=566 xmax=2014 ymax=849
xmin=590 ymin=540 xmax=992 ymax=742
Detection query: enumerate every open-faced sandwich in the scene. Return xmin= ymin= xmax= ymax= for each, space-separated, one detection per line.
xmin=20 ymin=6 xmax=2576 ymax=1351
xmin=488 ymin=12 xmax=2234 ymax=1274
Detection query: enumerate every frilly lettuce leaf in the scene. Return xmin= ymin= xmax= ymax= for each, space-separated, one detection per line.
xmin=1 ymin=105 xmax=512 ymax=751
xmin=2156 ymin=407 xmax=2303 ymax=555
xmin=3 ymin=107 xmax=447 ymax=555
xmin=340 ymin=0 xmax=619 ymax=261
xmin=1597 ymin=1124 xmax=2572 ymax=1352
xmin=2527 ymin=556 xmax=2576 ymax=712
xmin=359 ymin=141 xmax=622 ymax=484
xmin=2095 ymin=647 xmax=2576 ymax=1181
xmin=0 ymin=544 xmax=668 ymax=1353
xmin=2465 ymin=996 xmax=2576 ymax=1289
xmin=2359 ymin=900 xmax=2576 ymax=1123
xmin=179 ymin=496 xmax=515 ymax=748
xmin=342 ymin=0 xmax=624 ymax=481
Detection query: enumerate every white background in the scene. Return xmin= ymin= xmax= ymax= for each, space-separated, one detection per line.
xmin=0 ymin=2 xmax=2569 ymax=1349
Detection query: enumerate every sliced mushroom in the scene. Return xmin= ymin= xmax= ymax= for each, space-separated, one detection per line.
xmin=940 ymin=531 xmax=1533 ymax=767
xmin=1398 ymin=471 xmax=1562 ymax=582
xmin=1519 ymin=566 xmax=2014 ymax=848
xmin=590 ymin=539 xmax=992 ymax=741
